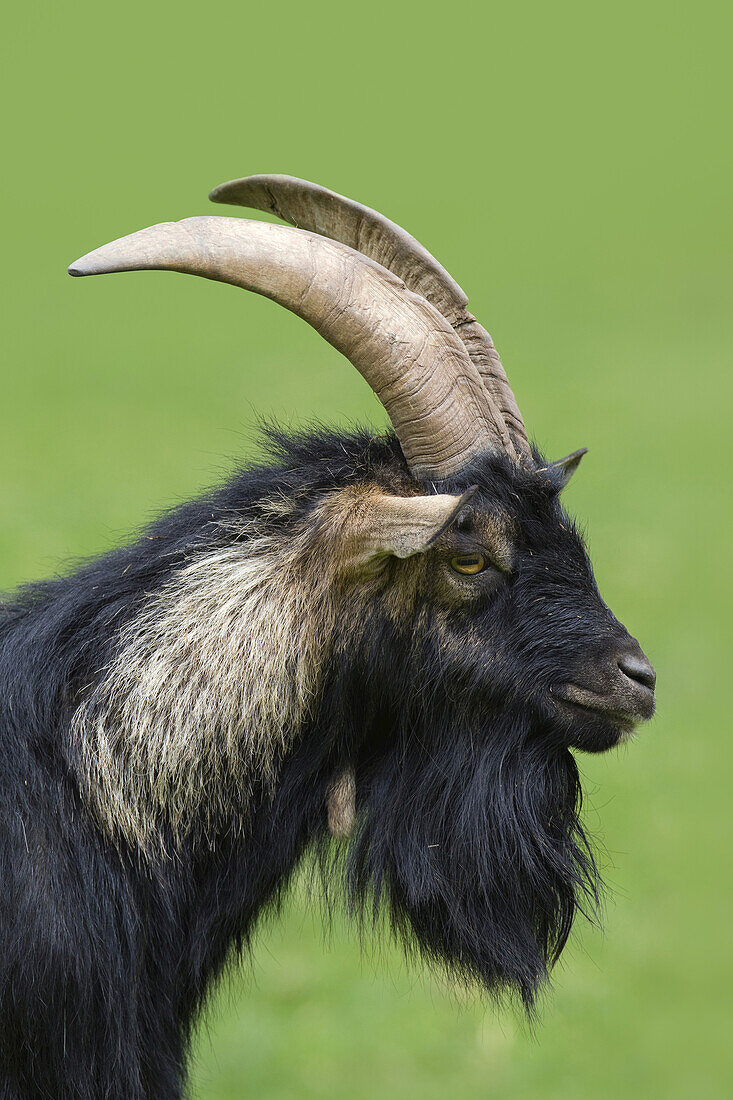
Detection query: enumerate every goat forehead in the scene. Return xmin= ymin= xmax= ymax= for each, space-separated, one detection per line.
xmin=467 ymin=481 xmax=580 ymax=558
xmin=458 ymin=505 xmax=516 ymax=546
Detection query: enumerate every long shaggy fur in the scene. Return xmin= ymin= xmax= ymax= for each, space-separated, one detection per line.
xmin=73 ymin=525 xmax=336 ymax=847
xmin=0 ymin=427 xmax=616 ymax=1098
xmin=347 ymin=708 xmax=599 ymax=1011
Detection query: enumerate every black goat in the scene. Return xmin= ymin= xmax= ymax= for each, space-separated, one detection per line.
xmin=0 ymin=176 xmax=655 ymax=1098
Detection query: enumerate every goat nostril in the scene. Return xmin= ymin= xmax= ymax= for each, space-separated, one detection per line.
xmin=618 ymin=651 xmax=656 ymax=691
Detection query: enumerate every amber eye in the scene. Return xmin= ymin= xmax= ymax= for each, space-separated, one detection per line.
xmin=450 ymin=553 xmax=486 ymax=576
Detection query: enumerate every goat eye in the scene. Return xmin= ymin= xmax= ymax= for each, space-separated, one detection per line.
xmin=450 ymin=554 xmax=486 ymax=576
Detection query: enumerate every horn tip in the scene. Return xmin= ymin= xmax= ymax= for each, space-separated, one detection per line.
xmin=209 ymin=174 xmax=296 ymax=207
xmin=208 ymin=180 xmax=246 ymax=205
xmin=68 ymin=258 xmax=94 ymax=277
xmin=67 ymin=252 xmax=132 ymax=278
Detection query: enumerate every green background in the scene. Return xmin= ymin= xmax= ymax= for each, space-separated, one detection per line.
xmin=1 ymin=2 xmax=730 ymax=1097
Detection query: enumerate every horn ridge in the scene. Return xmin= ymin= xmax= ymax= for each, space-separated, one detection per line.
xmin=69 ymin=216 xmax=502 ymax=479
xmin=210 ymin=174 xmax=529 ymax=455
xmin=209 ymin=174 xmax=470 ymax=325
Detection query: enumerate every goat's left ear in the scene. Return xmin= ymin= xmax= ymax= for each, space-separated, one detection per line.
xmin=544 ymin=448 xmax=588 ymax=489
xmin=342 ymin=485 xmax=477 ymax=571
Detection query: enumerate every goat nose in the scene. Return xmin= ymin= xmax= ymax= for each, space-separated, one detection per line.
xmin=618 ymin=647 xmax=656 ymax=691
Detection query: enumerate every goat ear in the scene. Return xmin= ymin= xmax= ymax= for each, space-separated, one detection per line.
xmin=544 ymin=448 xmax=588 ymax=489
xmin=344 ymin=485 xmax=477 ymax=569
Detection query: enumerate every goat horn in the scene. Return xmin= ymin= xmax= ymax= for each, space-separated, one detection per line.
xmin=210 ymin=175 xmax=529 ymax=457
xmin=69 ymin=217 xmax=505 ymax=480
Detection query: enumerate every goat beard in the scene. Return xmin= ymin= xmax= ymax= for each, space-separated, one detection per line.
xmin=344 ymin=709 xmax=601 ymax=1012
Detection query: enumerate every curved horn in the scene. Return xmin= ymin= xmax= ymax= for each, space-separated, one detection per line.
xmin=69 ymin=217 xmax=507 ymax=479
xmin=210 ymin=175 xmax=529 ymax=456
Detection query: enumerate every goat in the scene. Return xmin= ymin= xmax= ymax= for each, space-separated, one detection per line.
xmin=0 ymin=175 xmax=656 ymax=1098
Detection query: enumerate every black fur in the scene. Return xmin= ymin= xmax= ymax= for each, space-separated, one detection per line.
xmin=0 ymin=428 xmax=639 ymax=1098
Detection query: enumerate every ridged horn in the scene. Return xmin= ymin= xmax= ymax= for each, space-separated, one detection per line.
xmin=210 ymin=174 xmax=529 ymax=456
xmin=68 ymin=217 xmax=506 ymax=480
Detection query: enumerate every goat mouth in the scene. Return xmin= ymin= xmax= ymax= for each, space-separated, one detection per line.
xmin=550 ymin=683 xmax=654 ymax=731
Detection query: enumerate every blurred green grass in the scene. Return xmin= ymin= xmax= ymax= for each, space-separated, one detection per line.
xmin=1 ymin=2 xmax=731 ymax=1096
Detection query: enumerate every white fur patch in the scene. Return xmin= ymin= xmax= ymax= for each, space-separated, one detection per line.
xmin=72 ymin=519 xmax=336 ymax=849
